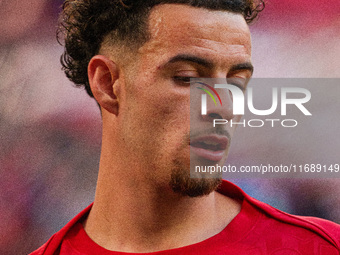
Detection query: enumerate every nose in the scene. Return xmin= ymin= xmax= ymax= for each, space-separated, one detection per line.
xmin=201 ymin=88 xmax=234 ymax=122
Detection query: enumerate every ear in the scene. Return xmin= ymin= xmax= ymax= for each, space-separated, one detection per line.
xmin=88 ymin=55 xmax=120 ymax=115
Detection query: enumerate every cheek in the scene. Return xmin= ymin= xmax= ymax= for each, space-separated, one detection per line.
xmin=148 ymin=95 xmax=190 ymax=133
xmin=124 ymin=89 xmax=189 ymax=137
xmin=132 ymin=85 xmax=190 ymax=126
xmin=123 ymin=70 xmax=190 ymax=138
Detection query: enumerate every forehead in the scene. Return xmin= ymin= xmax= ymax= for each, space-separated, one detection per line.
xmin=139 ymin=4 xmax=251 ymax=59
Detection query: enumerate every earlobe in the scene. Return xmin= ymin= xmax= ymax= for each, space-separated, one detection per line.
xmin=88 ymin=55 xmax=120 ymax=116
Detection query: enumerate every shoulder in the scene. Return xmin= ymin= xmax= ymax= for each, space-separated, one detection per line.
xmin=299 ymin=216 xmax=340 ymax=242
xmin=248 ymin=194 xmax=340 ymax=250
xmin=29 ymin=237 xmax=54 ymax=255
xmin=29 ymin=203 xmax=93 ymax=255
xmin=219 ymin=180 xmax=340 ymax=251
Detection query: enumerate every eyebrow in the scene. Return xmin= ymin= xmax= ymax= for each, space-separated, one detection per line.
xmin=166 ymin=54 xmax=254 ymax=74
xmin=167 ymin=54 xmax=214 ymax=69
xmin=229 ymin=62 xmax=254 ymax=75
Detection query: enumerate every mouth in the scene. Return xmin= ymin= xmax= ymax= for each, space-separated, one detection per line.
xmin=190 ymin=135 xmax=229 ymax=162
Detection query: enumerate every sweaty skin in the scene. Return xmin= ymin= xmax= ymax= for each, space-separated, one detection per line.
xmin=85 ymin=4 xmax=252 ymax=253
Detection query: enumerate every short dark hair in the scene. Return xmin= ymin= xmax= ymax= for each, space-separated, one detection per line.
xmin=58 ymin=0 xmax=264 ymax=98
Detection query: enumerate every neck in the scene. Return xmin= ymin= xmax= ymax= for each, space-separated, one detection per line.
xmin=84 ymin=170 xmax=240 ymax=252
xmin=84 ymin=127 xmax=241 ymax=253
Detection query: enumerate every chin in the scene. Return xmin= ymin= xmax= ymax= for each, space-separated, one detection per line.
xmin=169 ymin=165 xmax=222 ymax=197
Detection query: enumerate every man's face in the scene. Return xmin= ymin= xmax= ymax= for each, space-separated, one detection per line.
xmin=115 ymin=4 xmax=252 ymax=196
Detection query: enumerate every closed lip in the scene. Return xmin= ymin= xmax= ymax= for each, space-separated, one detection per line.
xmin=190 ymin=134 xmax=229 ymax=162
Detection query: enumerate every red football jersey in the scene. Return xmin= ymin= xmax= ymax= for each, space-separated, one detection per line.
xmin=30 ymin=180 xmax=340 ymax=255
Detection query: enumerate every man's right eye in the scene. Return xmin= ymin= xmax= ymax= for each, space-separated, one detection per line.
xmin=173 ymin=76 xmax=193 ymax=84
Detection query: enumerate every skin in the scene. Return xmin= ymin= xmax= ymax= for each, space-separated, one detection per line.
xmin=85 ymin=4 xmax=252 ymax=253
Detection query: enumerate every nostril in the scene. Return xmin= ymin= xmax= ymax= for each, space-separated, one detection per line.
xmin=208 ymin=113 xmax=223 ymax=119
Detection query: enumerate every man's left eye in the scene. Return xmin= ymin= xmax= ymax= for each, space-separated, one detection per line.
xmin=227 ymin=78 xmax=248 ymax=92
